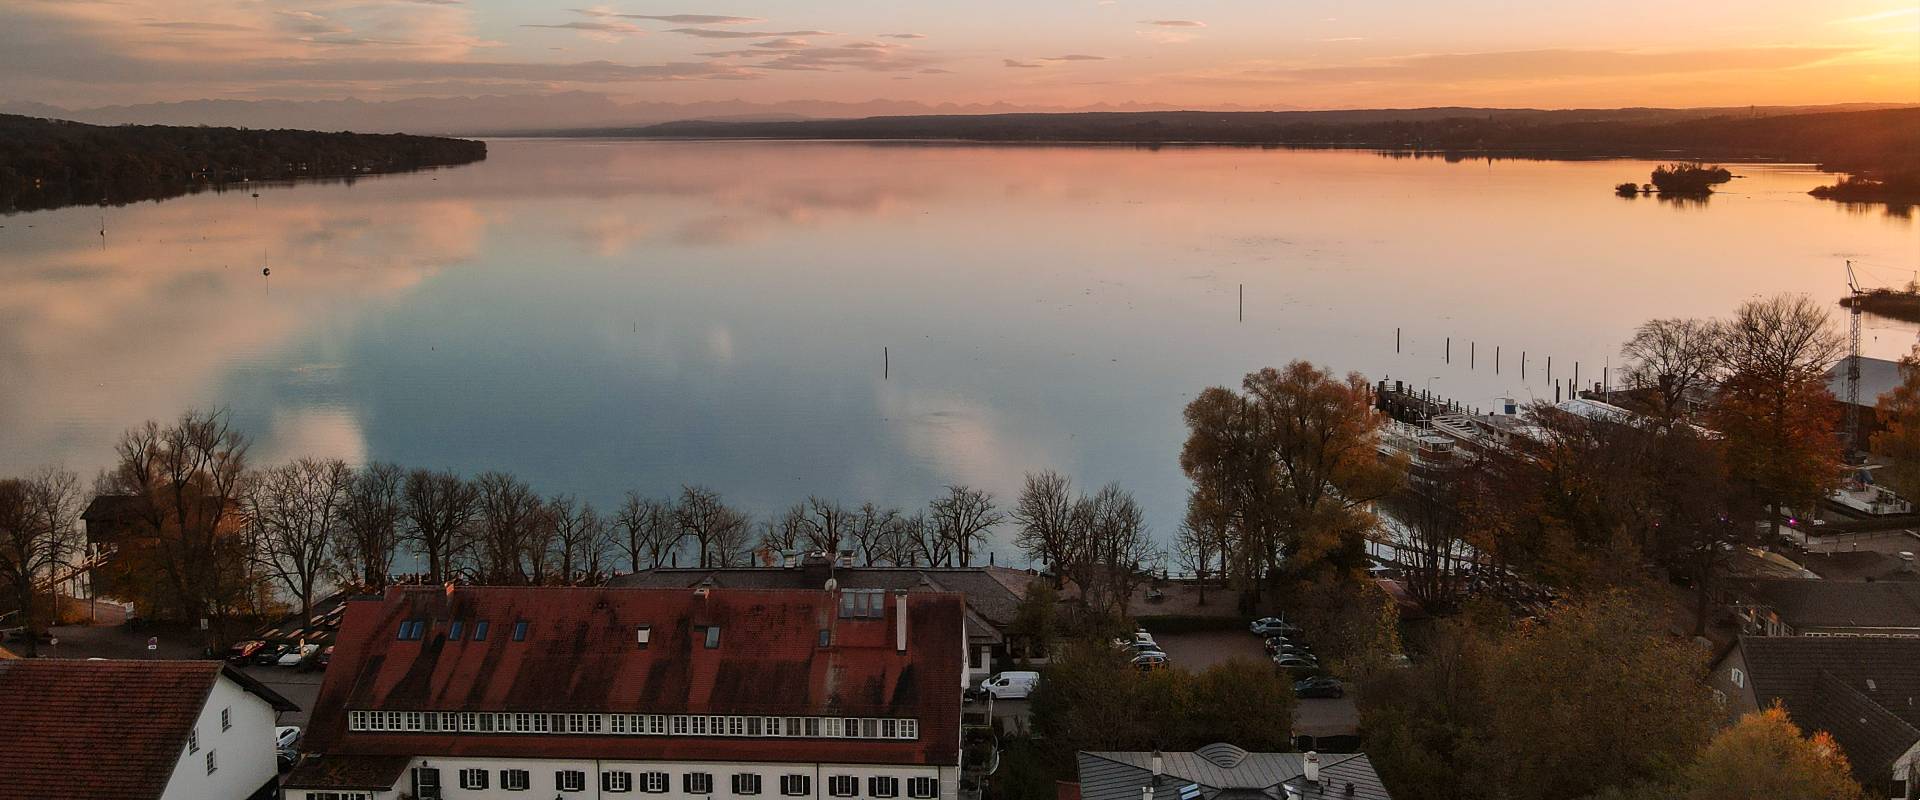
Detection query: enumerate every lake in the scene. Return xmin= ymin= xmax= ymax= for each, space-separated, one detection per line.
xmin=3 ymin=139 xmax=1916 ymax=560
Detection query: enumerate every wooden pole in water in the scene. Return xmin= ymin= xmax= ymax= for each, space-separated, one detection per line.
xmin=1446 ymin=337 xmax=1451 ymax=364
xmin=884 ymin=347 xmax=889 ymax=380
xmin=1574 ymin=362 xmax=1580 ymax=395
xmin=1547 ymin=356 xmax=1553 ymax=382
xmin=1471 ymin=342 xmax=1476 ymax=370
xmin=1396 ymin=328 xmax=1401 ymax=354
xmin=1239 ymin=284 xmax=1244 ymax=322
xmin=1521 ymin=351 xmax=1527 ymax=380
xmin=1496 ymin=346 xmax=1501 ymax=375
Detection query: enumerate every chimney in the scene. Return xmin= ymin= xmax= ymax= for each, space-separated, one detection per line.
xmin=1150 ymin=751 xmax=1162 ymax=777
xmin=1303 ymin=752 xmax=1319 ymax=785
xmin=895 ymin=590 xmax=909 ymax=652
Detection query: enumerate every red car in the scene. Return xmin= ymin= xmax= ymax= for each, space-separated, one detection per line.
xmin=225 ymin=640 xmax=266 ymax=664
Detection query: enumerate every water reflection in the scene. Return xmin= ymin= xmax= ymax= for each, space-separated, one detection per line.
xmin=2 ymin=140 xmax=1915 ymax=553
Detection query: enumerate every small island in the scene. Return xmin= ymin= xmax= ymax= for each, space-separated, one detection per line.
xmin=1842 ymin=284 xmax=1920 ymax=322
xmin=0 ymin=114 xmax=487 ymax=213
xmin=1616 ymin=162 xmax=1731 ymax=197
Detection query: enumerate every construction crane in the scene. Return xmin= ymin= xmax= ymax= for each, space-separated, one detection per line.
xmin=1846 ymin=260 xmax=1862 ymax=455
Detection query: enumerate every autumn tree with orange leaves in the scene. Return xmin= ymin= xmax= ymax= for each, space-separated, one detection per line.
xmin=1180 ymin=361 xmax=1403 ymax=607
xmin=1708 ymin=295 xmax=1844 ymax=537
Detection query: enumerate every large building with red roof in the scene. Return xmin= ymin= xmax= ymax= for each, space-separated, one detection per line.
xmin=287 ymin=585 xmax=968 ymax=800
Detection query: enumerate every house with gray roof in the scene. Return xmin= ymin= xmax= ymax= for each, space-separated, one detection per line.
xmin=1710 ymin=636 xmax=1920 ymax=798
xmin=1074 ymin=744 xmax=1391 ymax=800
xmin=1731 ymin=578 xmax=1920 ymax=638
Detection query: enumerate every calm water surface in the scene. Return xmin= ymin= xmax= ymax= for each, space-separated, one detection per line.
xmin=4 ymin=140 xmax=1916 ymax=556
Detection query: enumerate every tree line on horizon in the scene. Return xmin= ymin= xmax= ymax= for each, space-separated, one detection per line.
xmin=0 ymin=113 xmax=487 ymax=214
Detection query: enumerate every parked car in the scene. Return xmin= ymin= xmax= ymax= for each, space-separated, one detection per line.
xmin=1272 ymin=654 xmax=1320 ymax=672
xmin=1131 ymin=652 xmax=1170 ymax=672
xmin=275 ymin=726 xmax=302 ymax=750
xmin=1293 ymin=676 xmax=1345 ymax=699
xmin=276 ymin=749 xmax=299 ymax=772
xmin=253 ymin=643 xmax=292 ymax=665
xmin=1249 ymin=617 xmax=1300 ymax=636
xmin=981 ymin=671 xmax=1041 ymax=700
xmin=1266 ymin=640 xmax=1313 ymax=657
xmin=277 ymin=643 xmax=319 ymax=667
xmin=225 ymin=640 xmax=266 ymax=664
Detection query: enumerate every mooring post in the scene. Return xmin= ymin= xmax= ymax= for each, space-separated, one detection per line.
xmin=1396 ymin=327 xmax=1401 ymax=354
xmin=1471 ymin=341 xmax=1476 ymax=370
xmin=1446 ymin=337 xmax=1451 ymax=364
xmin=1496 ymin=345 xmax=1501 ymax=375
xmin=884 ymin=347 xmax=889 ymax=380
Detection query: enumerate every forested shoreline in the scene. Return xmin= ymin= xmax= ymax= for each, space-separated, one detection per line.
xmin=607 ymin=106 xmax=1920 ymax=206
xmin=0 ymin=114 xmax=487 ymax=213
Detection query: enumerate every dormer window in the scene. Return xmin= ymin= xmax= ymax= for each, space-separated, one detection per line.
xmin=704 ymin=626 xmax=721 ymax=649
xmin=636 ymin=625 xmax=651 ymax=649
xmin=839 ymin=589 xmax=885 ymax=619
xmin=511 ymin=620 xmax=529 ymax=642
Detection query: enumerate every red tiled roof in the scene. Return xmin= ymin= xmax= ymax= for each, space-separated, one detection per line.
xmin=0 ymin=659 xmax=292 ymax=800
xmin=284 ymin=754 xmax=413 ymax=790
xmin=307 ymin=586 xmax=966 ymax=766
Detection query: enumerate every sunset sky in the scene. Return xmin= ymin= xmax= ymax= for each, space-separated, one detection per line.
xmin=3 ymin=0 xmax=1917 ymax=110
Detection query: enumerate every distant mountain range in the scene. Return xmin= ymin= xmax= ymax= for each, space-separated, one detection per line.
xmin=1 ymin=93 xmax=1910 ymax=138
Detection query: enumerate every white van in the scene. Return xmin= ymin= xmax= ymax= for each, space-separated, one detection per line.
xmin=981 ymin=671 xmax=1040 ymax=700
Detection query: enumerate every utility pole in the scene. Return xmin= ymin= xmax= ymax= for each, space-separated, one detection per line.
xmin=1846 ymin=260 xmax=1863 ymax=455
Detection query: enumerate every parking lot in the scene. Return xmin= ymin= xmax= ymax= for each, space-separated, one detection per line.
xmin=1152 ymin=628 xmax=1360 ymax=738
xmin=974 ymin=627 xmax=1359 ymax=739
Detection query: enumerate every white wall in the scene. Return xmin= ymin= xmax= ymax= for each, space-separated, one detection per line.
xmin=298 ymin=757 xmax=959 ymax=800
xmin=159 ymin=673 xmax=280 ymax=800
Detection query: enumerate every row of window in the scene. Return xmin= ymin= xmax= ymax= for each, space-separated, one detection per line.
xmin=348 ymin=711 xmax=920 ymax=741
xmin=450 ymin=768 xmax=938 ymax=798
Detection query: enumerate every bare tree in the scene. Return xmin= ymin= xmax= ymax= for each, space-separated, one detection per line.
xmin=846 ymin=502 xmax=904 ymax=565
xmin=674 ymin=486 xmax=751 ymax=568
xmin=928 ymin=485 xmax=1004 ymax=567
xmin=614 ymin=493 xmax=679 ymax=571
xmin=1066 ymin=483 xmax=1158 ymax=617
xmin=577 ymin=503 xmax=615 ymax=583
xmin=1012 ymin=471 xmax=1077 ymax=584
xmin=246 ymin=458 xmax=349 ymax=619
xmin=801 ymin=496 xmax=852 ymax=554
xmin=1620 ymin=318 xmax=1727 ymax=419
xmin=877 ymin=511 xmax=932 ymax=566
xmin=548 ymin=495 xmax=603 ymax=585
xmin=475 ymin=471 xmax=545 ymax=584
xmin=99 ymin=409 xmax=254 ymax=650
xmin=0 ymin=468 xmax=84 ymax=657
xmin=402 ymin=468 xmax=478 ymax=585
xmin=336 ymin=462 xmax=403 ymax=591
xmin=1173 ymin=508 xmax=1218 ymax=606
xmin=760 ymin=503 xmax=810 ymax=557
